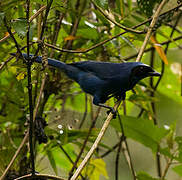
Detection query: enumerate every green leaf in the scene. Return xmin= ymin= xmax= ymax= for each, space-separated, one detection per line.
xmin=128 ymin=93 xmax=156 ymax=102
xmin=77 ymin=28 xmax=99 ymax=40
xmin=11 ymin=18 xmax=27 ymax=39
xmin=49 ymin=144 xmax=76 ymax=171
xmin=85 ymin=158 xmax=109 ymax=180
xmin=111 ymin=115 xmax=169 ymax=152
xmin=175 ymin=136 xmax=182 ymax=163
xmin=0 ymin=12 xmax=5 ymax=25
xmin=173 ymin=165 xmax=182 ymax=177
xmin=32 ymin=0 xmax=47 ymax=4
xmin=95 ymin=0 xmax=108 ymax=9
xmin=46 ymin=150 xmax=58 ymax=175
xmin=127 ymin=0 xmax=132 ymax=11
xmin=137 ymin=171 xmax=160 ymax=180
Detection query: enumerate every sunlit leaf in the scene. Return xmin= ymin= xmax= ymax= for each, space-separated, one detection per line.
xmin=47 ymin=144 xmax=76 ymax=171
xmin=4 ymin=32 xmax=9 ymax=37
xmin=84 ymin=158 xmax=109 ymax=180
xmin=16 ymin=71 xmax=27 ymax=81
xmin=64 ymin=35 xmax=79 ymax=41
xmin=173 ymin=165 xmax=182 ymax=177
xmin=137 ymin=171 xmax=160 ymax=180
xmin=150 ymin=35 xmax=168 ymax=65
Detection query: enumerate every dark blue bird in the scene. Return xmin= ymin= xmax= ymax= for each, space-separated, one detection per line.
xmin=11 ymin=53 xmax=160 ymax=113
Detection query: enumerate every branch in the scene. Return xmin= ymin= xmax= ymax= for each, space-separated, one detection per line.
xmin=136 ymin=0 xmax=169 ymax=62
xmin=70 ymin=100 xmax=122 ymax=180
xmin=0 ymin=6 xmax=46 ymax=44
xmin=90 ymin=0 xmax=144 ymax=34
xmin=118 ymin=113 xmax=136 ymax=179
xmin=68 ymin=107 xmax=101 ymax=178
xmin=14 ymin=173 xmax=65 ymax=180
xmin=0 ymin=74 xmax=47 ymax=180
xmin=124 ymin=35 xmax=182 ymax=61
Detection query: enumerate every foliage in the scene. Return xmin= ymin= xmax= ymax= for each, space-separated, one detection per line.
xmin=0 ymin=0 xmax=182 ymax=180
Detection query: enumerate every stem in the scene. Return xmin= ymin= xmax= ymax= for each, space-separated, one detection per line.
xmin=118 ymin=114 xmax=136 ymax=180
xmin=115 ymin=137 xmax=123 ymax=180
xmin=26 ymin=0 xmax=35 ymax=174
xmin=68 ymin=107 xmax=101 ymax=179
xmin=70 ymin=101 xmax=122 ymax=180
xmin=136 ymin=0 xmax=168 ymax=62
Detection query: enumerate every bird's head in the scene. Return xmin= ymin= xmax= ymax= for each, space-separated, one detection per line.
xmin=129 ymin=63 xmax=160 ymax=88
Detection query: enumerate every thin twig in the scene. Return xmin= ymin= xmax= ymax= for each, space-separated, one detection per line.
xmin=34 ymin=0 xmax=54 ymax=57
xmin=29 ymin=5 xmax=47 ymax=23
xmin=115 ymin=136 xmax=123 ymax=180
xmin=26 ymin=0 xmax=35 ymax=174
xmin=161 ymin=158 xmax=173 ymax=180
xmin=136 ymin=0 xmax=168 ymax=62
xmin=79 ymin=94 xmax=88 ymax=129
xmin=149 ymin=40 xmax=162 ymax=177
xmin=101 ymin=142 xmax=120 ymax=158
xmin=0 ymin=133 xmax=29 ymax=180
xmin=0 ymin=74 xmax=47 ymax=180
xmin=124 ymin=35 xmax=182 ymax=61
xmin=0 ymin=6 xmax=46 ymax=44
xmin=154 ymin=10 xmax=182 ymax=90
xmin=3 ymin=17 xmax=24 ymax=60
xmin=14 ymin=173 xmax=65 ymax=180
xmin=91 ymin=0 xmax=144 ymax=34
xmin=68 ymin=107 xmax=101 ymax=179
xmin=50 ymin=11 xmax=65 ymax=58
xmin=58 ymin=144 xmax=85 ymax=179
xmin=70 ymin=101 xmax=122 ymax=180
xmin=118 ymin=114 xmax=136 ymax=180
xmin=0 ymin=56 xmax=14 ymax=71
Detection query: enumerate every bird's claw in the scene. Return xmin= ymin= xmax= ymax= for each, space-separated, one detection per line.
xmin=107 ymin=108 xmax=117 ymax=119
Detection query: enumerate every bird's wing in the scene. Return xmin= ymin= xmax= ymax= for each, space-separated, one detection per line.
xmin=69 ymin=61 xmax=142 ymax=80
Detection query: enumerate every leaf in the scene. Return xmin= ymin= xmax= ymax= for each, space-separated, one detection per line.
xmin=11 ymin=18 xmax=27 ymax=39
xmin=127 ymin=0 xmax=132 ymax=11
xmin=128 ymin=93 xmax=156 ymax=102
xmin=111 ymin=115 xmax=169 ymax=152
xmin=84 ymin=158 xmax=109 ymax=180
xmin=16 ymin=71 xmax=27 ymax=81
xmin=47 ymin=144 xmax=76 ymax=171
xmin=137 ymin=171 xmax=160 ymax=180
xmin=4 ymin=32 xmax=9 ymax=37
xmin=175 ymin=136 xmax=182 ymax=162
xmin=173 ymin=165 xmax=182 ymax=177
xmin=64 ymin=35 xmax=79 ymax=41
xmin=0 ymin=12 xmax=5 ymax=25
xmin=95 ymin=0 xmax=108 ymax=9
xmin=77 ymin=28 xmax=99 ymax=40
xmin=150 ymin=35 xmax=168 ymax=65
xmin=46 ymin=150 xmax=58 ymax=175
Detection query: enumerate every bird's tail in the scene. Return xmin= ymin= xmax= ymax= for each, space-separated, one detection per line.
xmin=10 ymin=53 xmax=81 ymax=82
xmin=11 ymin=53 xmax=67 ymax=70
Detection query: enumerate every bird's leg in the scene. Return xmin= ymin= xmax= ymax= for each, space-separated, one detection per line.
xmin=93 ymin=95 xmax=116 ymax=118
xmin=106 ymin=93 xmax=126 ymax=118
xmin=98 ymin=103 xmax=117 ymax=119
xmin=97 ymin=103 xmax=116 ymax=114
xmin=115 ymin=92 xmax=126 ymax=101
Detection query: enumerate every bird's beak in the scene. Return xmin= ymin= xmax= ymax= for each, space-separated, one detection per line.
xmin=148 ymin=70 xmax=161 ymax=76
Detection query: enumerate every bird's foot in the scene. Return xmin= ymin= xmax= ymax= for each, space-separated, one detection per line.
xmin=107 ymin=108 xmax=117 ymax=119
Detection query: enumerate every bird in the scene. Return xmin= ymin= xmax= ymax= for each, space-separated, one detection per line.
xmin=11 ymin=53 xmax=160 ymax=114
